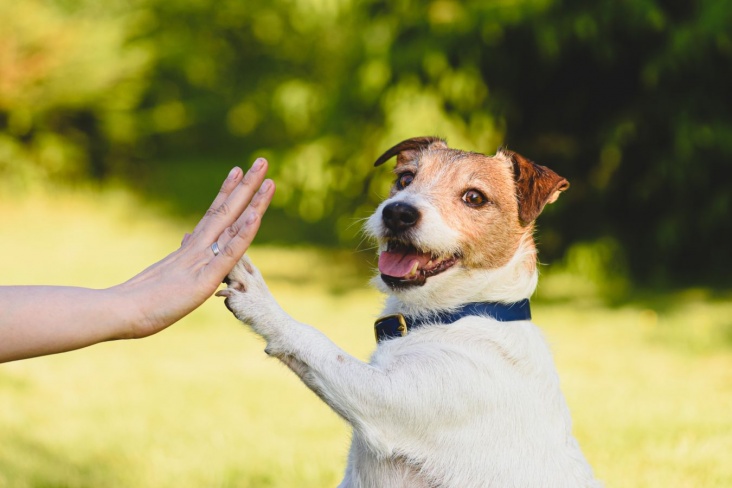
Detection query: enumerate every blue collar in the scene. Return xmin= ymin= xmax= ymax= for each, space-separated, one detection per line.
xmin=374 ymin=299 xmax=532 ymax=343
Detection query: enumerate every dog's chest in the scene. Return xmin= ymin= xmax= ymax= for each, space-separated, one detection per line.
xmin=343 ymin=319 xmax=592 ymax=487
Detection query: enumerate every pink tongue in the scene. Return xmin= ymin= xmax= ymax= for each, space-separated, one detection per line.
xmin=378 ymin=249 xmax=431 ymax=278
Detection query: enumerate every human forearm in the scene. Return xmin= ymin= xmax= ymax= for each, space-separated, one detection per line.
xmin=0 ymin=285 xmax=138 ymax=362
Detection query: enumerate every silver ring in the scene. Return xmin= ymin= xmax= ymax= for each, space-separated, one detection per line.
xmin=211 ymin=242 xmax=221 ymax=256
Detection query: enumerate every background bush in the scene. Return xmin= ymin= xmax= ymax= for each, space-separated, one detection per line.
xmin=2 ymin=0 xmax=731 ymax=287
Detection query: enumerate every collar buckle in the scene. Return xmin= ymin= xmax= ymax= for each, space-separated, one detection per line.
xmin=374 ymin=314 xmax=408 ymax=343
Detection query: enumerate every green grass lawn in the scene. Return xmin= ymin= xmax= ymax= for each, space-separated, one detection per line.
xmin=2 ymin=189 xmax=732 ymax=487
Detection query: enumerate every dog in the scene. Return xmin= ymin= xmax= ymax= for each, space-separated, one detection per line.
xmin=217 ymin=137 xmax=600 ymax=487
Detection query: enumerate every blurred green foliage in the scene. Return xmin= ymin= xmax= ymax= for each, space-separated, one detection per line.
xmin=1 ymin=0 xmax=731 ymax=286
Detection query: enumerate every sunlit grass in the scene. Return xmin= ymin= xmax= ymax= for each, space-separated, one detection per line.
xmin=2 ymin=189 xmax=732 ymax=487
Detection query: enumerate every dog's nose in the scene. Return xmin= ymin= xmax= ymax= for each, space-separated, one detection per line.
xmin=382 ymin=202 xmax=420 ymax=232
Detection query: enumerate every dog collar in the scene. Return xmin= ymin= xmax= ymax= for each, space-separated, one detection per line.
xmin=374 ymin=299 xmax=532 ymax=343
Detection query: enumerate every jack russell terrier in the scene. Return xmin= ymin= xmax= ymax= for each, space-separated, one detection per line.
xmin=217 ymin=137 xmax=600 ymax=487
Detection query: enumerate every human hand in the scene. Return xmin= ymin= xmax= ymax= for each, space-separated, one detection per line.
xmin=116 ymin=158 xmax=275 ymax=339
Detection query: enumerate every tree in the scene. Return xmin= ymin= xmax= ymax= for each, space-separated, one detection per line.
xmin=2 ymin=0 xmax=730 ymax=285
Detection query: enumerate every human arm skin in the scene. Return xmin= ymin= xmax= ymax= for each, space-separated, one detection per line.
xmin=0 ymin=158 xmax=275 ymax=363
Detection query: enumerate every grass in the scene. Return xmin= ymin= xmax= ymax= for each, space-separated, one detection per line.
xmin=1 ymin=188 xmax=732 ymax=487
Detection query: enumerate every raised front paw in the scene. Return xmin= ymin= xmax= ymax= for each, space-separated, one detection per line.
xmin=216 ymin=255 xmax=275 ymax=327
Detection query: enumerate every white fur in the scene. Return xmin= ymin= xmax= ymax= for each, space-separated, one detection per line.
xmin=221 ymin=161 xmax=600 ymax=487
xmin=375 ymin=235 xmax=539 ymax=319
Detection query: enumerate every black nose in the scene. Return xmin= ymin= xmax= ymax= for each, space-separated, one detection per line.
xmin=382 ymin=202 xmax=420 ymax=232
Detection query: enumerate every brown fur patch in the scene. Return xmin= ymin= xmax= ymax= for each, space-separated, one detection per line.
xmin=373 ymin=139 xmax=568 ymax=272
xmin=386 ymin=147 xmax=522 ymax=270
xmin=504 ymin=150 xmax=570 ymax=226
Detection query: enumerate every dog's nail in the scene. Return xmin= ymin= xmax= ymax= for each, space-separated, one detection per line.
xmin=215 ymin=289 xmax=232 ymax=298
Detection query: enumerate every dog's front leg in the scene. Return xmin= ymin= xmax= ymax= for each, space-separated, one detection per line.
xmin=217 ymin=256 xmax=305 ymax=362
xmin=219 ymin=258 xmax=362 ymax=414
xmin=219 ymin=256 xmax=440 ymax=457
xmin=218 ymin=256 xmax=386 ymax=415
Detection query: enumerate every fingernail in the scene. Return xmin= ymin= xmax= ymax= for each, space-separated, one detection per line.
xmin=258 ymin=179 xmax=272 ymax=193
xmin=228 ymin=167 xmax=241 ymax=180
xmin=252 ymin=158 xmax=265 ymax=171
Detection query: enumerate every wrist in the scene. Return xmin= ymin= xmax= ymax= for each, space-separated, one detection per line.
xmin=102 ymin=283 xmax=148 ymax=340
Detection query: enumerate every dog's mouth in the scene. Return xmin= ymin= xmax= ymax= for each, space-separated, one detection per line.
xmin=378 ymin=240 xmax=459 ymax=288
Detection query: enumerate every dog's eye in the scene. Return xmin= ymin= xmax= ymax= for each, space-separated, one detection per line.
xmin=396 ymin=172 xmax=414 ymax=190
xmin=462 ymin=190 xmax=488 ymax=207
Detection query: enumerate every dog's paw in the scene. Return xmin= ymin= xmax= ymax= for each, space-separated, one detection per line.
xmin=216 ymin=255 xmax=277 ymax=329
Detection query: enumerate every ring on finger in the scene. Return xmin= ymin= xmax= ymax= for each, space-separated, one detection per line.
xmin=211 ymin=242 xmax=221 ymax=256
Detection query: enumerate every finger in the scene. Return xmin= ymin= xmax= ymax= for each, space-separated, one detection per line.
xmin=207 ymin=179 xmax=275 ymax=278
xmin=216 ymin=178 xmax=275 ymax=250
xmin=191 ymin=166 xmax=244 ymax=236
xmin=192 ymin=158 xmax=268 ymax=245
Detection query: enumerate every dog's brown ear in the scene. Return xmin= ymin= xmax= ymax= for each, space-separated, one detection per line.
xmin=373 ymin=136 xmax=447 ymax=167
xmin=506 ymin=150 xmax=570 ymax=226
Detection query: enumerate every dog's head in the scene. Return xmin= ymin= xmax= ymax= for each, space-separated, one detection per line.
xmin=365 ymin=137 xmax=568 ymax=309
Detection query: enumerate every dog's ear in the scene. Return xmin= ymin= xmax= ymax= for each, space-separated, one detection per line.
xmin=373 ymin=137 xmax=447 ymax=167
xmin=505 ymin=150 xmax=570 ymax=226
